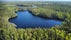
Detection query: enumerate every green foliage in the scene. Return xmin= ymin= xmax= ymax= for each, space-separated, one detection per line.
xmin=0 ymin=2 xmax=71 ymax=40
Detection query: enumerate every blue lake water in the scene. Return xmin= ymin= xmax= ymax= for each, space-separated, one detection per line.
xmin=9 ymin=10 xmax=62 ymax=28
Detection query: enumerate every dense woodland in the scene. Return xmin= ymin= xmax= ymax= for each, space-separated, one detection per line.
xmin=0 ymin=2 xmax=71 ymax=40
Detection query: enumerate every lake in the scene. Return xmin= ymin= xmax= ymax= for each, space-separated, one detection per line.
xmin=9 ymin=10 xmax=62 ymax=28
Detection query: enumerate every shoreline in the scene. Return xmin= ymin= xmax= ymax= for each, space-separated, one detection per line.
xmin=28 ymin=10 xmax=64 ymax=21
xmin=9 ymin=10 xmax=63 ymax=28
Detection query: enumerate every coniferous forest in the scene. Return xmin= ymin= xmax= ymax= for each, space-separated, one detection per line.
xmin=0 ymin=1 xmax=71 ymax=40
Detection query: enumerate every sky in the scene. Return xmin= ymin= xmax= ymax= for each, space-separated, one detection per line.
xmin=1 ymin=0 xmax=71 ymax=1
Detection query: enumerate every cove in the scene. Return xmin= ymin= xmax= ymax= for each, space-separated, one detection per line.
xmin=9 ymin=10 xmax=62 ymax=28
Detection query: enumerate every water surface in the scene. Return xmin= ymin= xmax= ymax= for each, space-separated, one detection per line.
xmin=9 ymin=10 xmax=62 ymax=28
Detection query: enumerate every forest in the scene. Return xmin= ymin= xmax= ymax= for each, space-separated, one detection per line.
xmin=0 ymin=1 xmax=71 ymax=40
